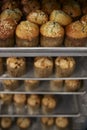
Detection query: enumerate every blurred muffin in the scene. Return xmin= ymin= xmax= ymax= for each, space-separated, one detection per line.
xmin=0 ymin=18 xmax=16 ymax=47
xmin=2 ymin=80 xmax=19 ymax=91
xmin=27 ymin=94 xmax=40 ymax=114
xmin=50 ymin=10 xmax=72 ymax=26
xmin=24 ymin=80 xmax=40 ymax=91
xmin=0 ymin=94 xmax=12 ymax=105
xmin=64 ymin=21 xmax=87 ymax=47
xmin=6 ymin=57 xmax=26 ymax=77
xmin=1 ymin=117 xmax=12 ymax=130
xmin=50 ymin=80 xmax=63 ymax=91
xmin=14 ymin=94 xmax=26 ymax=114
xmin=41 ymin=117 xmax=54 ymax=130
xmin=62 ymin=0 xmax=81 ymax=19
xmin=40 ymin=21 xmax=64 ymax=47
xmin=0 ymin=58 xmax=4 ymax=75
xmin=34 ymin=57 xmax=53 ymax=78
xmin=80 ymin=15 xmax=87 ymax=24
xmin=17 ymin=117 xmax=31 ymax=130
xmin=42 ymin=95 xmax=57 ymax=114
xmin=0 ymin=9 xmax=22 ymax=23
xmin=65 ymin=80 xmax=81 ymax=92
xmin=16 ymin=20 xmax=39 ymax=47
xmin=55 ymin=117 xmax=69 ymax=129
xmin=27 ymin=10 xmax=48 ymax=25
xmin=22 ymin=0 xmax=40 ymax=16
xmin=55 ymin=57 xmax=76 ymax=77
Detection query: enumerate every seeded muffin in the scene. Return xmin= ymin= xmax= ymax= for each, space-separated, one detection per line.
xmin=16 ymin=20 xmax=39 ymax=47
xmin=65 ymin=80 xmax=81 ymax=92
xmin=17 ymin=117 xmax=31 ymax=130
xmin=6 ymin=57 xmax=26 ymax=77
xmin=55 ymin=57 xmax=76 ymax=77
xmin=50 ymin=80 xmax=64 ymax=91
xmin=34 ymin=57 xmax=53 ymax=78
xmin=64 ymin=21 xmax=87 ymax=47
xmin=24 ymin=80 xmax=40 ymax=91
xmin=27 ymin=10 xmax=48 ymax=25
xmin=14 ymin=94 xmax=26 ymax=114
xmin=80 ymin=15 xmax=87 ymax=24
xmin=0 ymin=9 xmax=22 ymax=23
xmin=0 ymin=58 xmax=4 ymax=75
xmin=27 ymin=94 xmax=40 ymax=114
xmin=50 ymin=10 xmax=72 ymax=26
xmin=55 ymin=117 xmax=69 ymax=130
xmin=40 ymin=21 xmax=64 ymax=47
xmin=1 ymin=117 xmax=12 ymax=130
xmin=0 ymin=18 xmax=16 ymax=47
xmin=2 ymin=80 xmax=19 ymax=91
xmin=42 ymin=95 xmax=57 ymax=114
xmin=41 ymin=117 xmax=54 ymax=130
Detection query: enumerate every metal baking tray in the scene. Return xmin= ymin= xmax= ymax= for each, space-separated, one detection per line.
xmin=0 ymin=95 xmax=80 ymax=117
xmin=0 ymin=79 xmax=86 ymax=95
xmin=1 ymin=57 xmax=87 ymax=80
xmin=0 ymin=47 xmax=87 ymax=57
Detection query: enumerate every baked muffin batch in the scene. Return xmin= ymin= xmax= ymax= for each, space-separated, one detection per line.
xmin=0 ymin=0 xmax=87 ymax=47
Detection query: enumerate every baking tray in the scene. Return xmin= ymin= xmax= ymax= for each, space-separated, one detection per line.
xmin=1 ymin=57 xmax=87 ymax=80
xmin=0 ymin=79 xmax=86 ymax=95
xmin=0 ymin=95 xmax=80 ymax=117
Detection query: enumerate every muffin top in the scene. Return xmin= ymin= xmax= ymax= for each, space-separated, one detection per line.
xmin=34 ymin=57 xmax=53 ymax=69
xmin=40 ymin=21 xmax=64 ymax=38
xmin=65 ymin=21 xmax=87 ymax=38
xmin=1 ymin=117 xmax=12 ymax=128
xmin=41 ymin=117 xmax=54 ymax=126
xmin=55 ymin=117 xmax=69 ymax=128
xmin=6 ymin=57 xmax=26 ymax=69
xmin=17 ymin=118 xmax=31 ymax=128
xmin=16 ymin=20 xmax=39 ymax=40
xmin=81 ymin=15 xmax=87 ymax=24
xmin=42 ymin=95 xmax=56 ymax=109
xmin=27 ymin=10 xmax=48 ymax=25
xmin=0 ymin=94 xmax=12 ymax=103
xmin=55 ymin=57 xmax=76 ymax=69
xmin=50 ymin=10 xmax=72 ymax=26
xmin=25 ymin=80 xmax=39 ymax=84
xmin=0 ymin=8 xmax=22 ymax=22
xmin=27 ymin=94 xmax=40 ymax=107
xmin=14 ymin=94 xmax=26 ymax=104
xmin=2 ymin=79 xmax=18 ymax=85
xmin=0 ymin=18 xmax=16 ymax=39
xmin=65 ymin=80 xmax=81 ymax=89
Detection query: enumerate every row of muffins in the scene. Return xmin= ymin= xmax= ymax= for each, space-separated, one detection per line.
xmin=0 ymin=117 xmax=69 ymax=130
xmin=2 ymin=79 xmax=82 ymax=92
xmin=0 ymin=57 xmax=76 ymax=77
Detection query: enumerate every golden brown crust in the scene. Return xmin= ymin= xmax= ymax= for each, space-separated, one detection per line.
xmin=1 ymin=117 xmax=12 ymax=128
xmin=55 ymin=117 xmax=69 ymax=128
xmin=41 ymin=117 xmax=54 ymax=126
xmin=14 ymin=94 xmax=26 ymax=104
xmin=17 ymin=118 xmax=31 ymax=128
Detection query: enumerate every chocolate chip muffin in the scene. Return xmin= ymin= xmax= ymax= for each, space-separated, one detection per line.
xmin=27 ymin=10 xmax=48 ymax=25
xmin=1 ymin=117 xmax=12 ymax=130
xmin=6 ymin=57 xmax=26 ymax=77
xmin=55 ymin=57 xmax=76 ymax=77
xmin=50 ymin=80 xmax=64 ymax=91
xmin=0 ymin=58 xmax=4 ymax=75
xmin=40 ymin=21 xmax=64 ymax=47
xmin=27 ymin=94 xmax=40 ymax=114
xmin=34 ymin=57 xmax=53 ymax=78
xmin=16 ymin=20 xmax=39 ymax=47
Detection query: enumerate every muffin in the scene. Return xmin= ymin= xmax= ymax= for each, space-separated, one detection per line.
xmin=65 ymin=80 xmax=81 ymax=92
xmin=0 ymin=18 xmax=16 ymax=47
xmin=6 ymin=57 xmax=26 ymax=77
xmin=0 ymin=58 xmax=4 ymax=75
xmin=27 ymin=94 xmax=40 ymax=114
xmin=40 ymin=21 xmax=64 ymax=47
xmin=50 ymin=10 xmax=72 ymax=26
xmin=13 ymin=94 xmax=26 ymax=114
xmin=0 ymin=9 xmax=22 ymax=23
xmin=41 ymin=117 xmax=54 ymax=130
xmin=16 ymin=20 xmax=39 ymax=47
xmin=27 ymin=10 xmax=48 ymax=25
xmin=17 ymin=117 xmax=31 ymax=130
xmin=80 ymin=15 xmax=87 ymax=24
xmin=50 ymin=80 xmax=63 ymax=91
xmin=24 ymin=80 xmax=40 ymax=91
xmin=42 ymin=95 xmax=57 ymax=114
xmin=34 ymin=57 xmax=53 ymax=78
xmin=55 ymin=117 xmax=69 ymax=130
xmin=2 ymin=80 xmax=19 ymax=91
xmin=64 ymin=21 xmax=87 ymax=47
xmin=1 ymin=117 xmax=12 ymax=130
xmin=0 ymin=94 xmax=12 ymax=105
xmin=55 ymin=57 xmax=76 ymax=77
